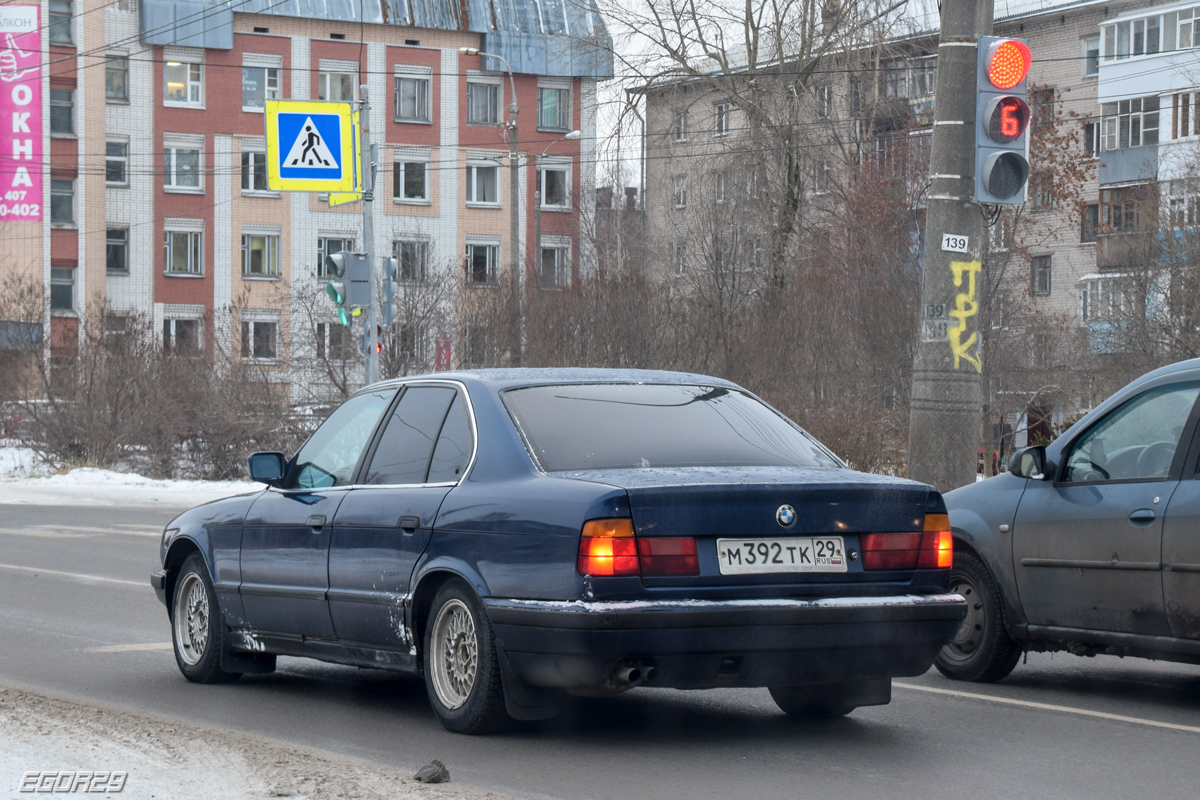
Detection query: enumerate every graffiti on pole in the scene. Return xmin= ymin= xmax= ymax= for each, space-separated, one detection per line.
xmin=948 ymin=259 xmax=982 ymax=373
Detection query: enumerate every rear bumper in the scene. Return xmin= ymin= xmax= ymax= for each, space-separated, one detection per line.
xmin=485 ymin=593 xmax=966 ymax=691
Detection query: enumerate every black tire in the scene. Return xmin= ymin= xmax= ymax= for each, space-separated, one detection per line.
xmin=934 ymin=549 xmax=1021 ymax=682
xmin=768 ymin=685 xmax=855 ymax=719
xmin=170 ymin=553 xmax=241 ymax=684
xmin=422 ymin=581 xmax=508 ymax=734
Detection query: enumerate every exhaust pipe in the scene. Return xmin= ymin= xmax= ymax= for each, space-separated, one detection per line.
xmin=613 ymin=664 xmax=643 ymax=685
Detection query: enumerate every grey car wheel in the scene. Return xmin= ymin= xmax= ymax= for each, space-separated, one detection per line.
xmin=934 ymin=550 xmax=1021 ymax=683
xmin=422 ymin=581 xmax=508 ymax=734
xmin=170 ymin=553 xmax=241 ymax=684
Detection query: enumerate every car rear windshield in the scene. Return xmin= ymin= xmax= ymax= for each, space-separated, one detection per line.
xmin=502 ymin=384 xmax=843 ymax=472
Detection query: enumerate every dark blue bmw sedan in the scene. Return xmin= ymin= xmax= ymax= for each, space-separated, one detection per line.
xmin=152 ymin=369 xmax=966 ymax=733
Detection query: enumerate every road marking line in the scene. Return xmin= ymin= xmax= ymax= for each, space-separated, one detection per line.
xmin=0 ymin=526 xmax=160 ymax=538
xmin=895 ymin=682 xmax=1200 ymax=734
xmin=83 ymin=642 xmax=172 ymax=653
xmin=0 ymin=562 xmax=145 ymax=588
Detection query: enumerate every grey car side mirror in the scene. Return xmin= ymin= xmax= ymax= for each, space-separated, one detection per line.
xmin=248 ymin=451 xmax=286 ymax=486
xmin=1010 ymin=446 xmax=1048 ymax=480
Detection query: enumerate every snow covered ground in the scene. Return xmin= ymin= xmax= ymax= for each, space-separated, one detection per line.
xmin=0 ymin=446 xmax=257 ymax=508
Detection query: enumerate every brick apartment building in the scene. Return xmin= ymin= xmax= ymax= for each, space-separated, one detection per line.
xmin=1 ymin=0 xmax=611 ymax=404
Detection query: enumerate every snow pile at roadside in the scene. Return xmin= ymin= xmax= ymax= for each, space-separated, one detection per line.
xmin=0 ymin=449 xmax=257 ymax=507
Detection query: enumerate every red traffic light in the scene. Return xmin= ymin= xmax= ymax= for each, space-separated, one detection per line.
xmin=986 ymin=96 xmax=1030 ymax=143
xmin=986 ymin=40 xmax=1031 ymax=90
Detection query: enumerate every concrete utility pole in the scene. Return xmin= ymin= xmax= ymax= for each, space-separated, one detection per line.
xmin=361 ymin=85 xmax=379 ymax=386
xmin=908 ymin=0 xmax=994 ymax=492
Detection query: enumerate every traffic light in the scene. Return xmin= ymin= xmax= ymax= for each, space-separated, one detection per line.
xmin=324 ymin=253 xmax=350 ymax=326
xmin=975 ymin=36 xmax=1032 ymax=205
xmin=383 ymin=256 xmax=397 ymax=326
xmin=344 ymin=252 xmax=371 ymax=309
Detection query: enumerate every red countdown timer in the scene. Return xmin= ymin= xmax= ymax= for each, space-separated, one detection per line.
xmin=986 ymin=95 xmax=1031 ymax=143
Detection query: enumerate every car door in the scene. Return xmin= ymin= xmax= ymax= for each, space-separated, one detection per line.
xmin=240 ymin=387 xmax=397 ymax=639
xmin=1012 ymin=382 xmax=1200 ymax=636
xmin=1161 ymin=428 xmax=1200 ymax=640
xmin=328 ymin=384 xmax=475 ymax=649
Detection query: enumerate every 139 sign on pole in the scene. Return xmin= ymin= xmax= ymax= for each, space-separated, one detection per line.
xmin=974 ymin=36 xmax=1031 ymax=205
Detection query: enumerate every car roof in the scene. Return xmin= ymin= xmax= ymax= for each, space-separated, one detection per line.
xmin=364 ymin=368 xmax=741 ymax=393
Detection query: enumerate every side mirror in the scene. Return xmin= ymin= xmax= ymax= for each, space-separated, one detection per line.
xmin=1010 ymin=446 xmax=1048 ymax=480
xmin=248 ymin=451 xmax=286 ymax=486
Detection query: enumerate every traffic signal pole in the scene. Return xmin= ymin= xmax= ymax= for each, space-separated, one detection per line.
xmin=908 ymin=0 xmax=994 ymax=492
xmin=360 ymin=85 xmax=380 ymax=386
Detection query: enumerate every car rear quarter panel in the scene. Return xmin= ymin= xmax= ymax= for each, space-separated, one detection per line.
xmin=945 ymin=473 xmax=1030 ymax=632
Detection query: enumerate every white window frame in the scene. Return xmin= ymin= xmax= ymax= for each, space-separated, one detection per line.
xmin=105 ymin=55 xmax=129 ymax=102
xmin=49 ymin=89 xmax=74 ymax=136
xmin=465 ymin=239 xmax=500 ymax=285
xmin=714 ymin=102 xmax=730 ymax=135
xmin=466 ymin=159 xmax=501 ymax=206
xmin=393 ymin=158 xmax=430 ymax=203
xmin=162 ymin=309 xmax=204 ymax=357
xmin=394 ymin=238 xmax=429 ymax=283
xmin=50 ymin=268 xmax=75 ymax=312
xmin=106 ymin=140 xmax=129 ymax=186
xmin=538 ymin=158 xmax=571 ymax=210
xmin=674 ymin=242 xmax=687 ymax=277
xmin=714 ymin=170 xmax=726 ymax=204
xmin=317 ymin=236 xmax=354 ymax=278
xmin=674 ymin=110 xmax=688 ymax=141
xmin=1032 ymin=255 xmax=1052 ymax=296
xmin=106 ymin=228 xmax=129 ymax=273
xmin=537 ymin=83 xmax=571 ymax=131
xmin=163 ymin=222 xmax=204 ymax=276
xmin=394 ymin=73 xmax=432 ymax=123
xmin=673 ymin=176 xmax=686 ymax=209
xmin=241 ymin=60 xmax=281 ymax=112
xmin=48 ymin=0 xmax=73 ymax=46
xmin=164 ymin=135 xmax=204 ymax=192
xmin=241 ymin=231 xmax=281 ymax=278
xmin=50 ymin=178 xmax=74 ymax=227
xmin=240 ymin=315 xmax=280 ymax=363
xmin=164 ymin=60 xmax=204 ymax=107
xmin=318 ymin=71 xmax=356 ymax=103
xmin=241 ymin=149 xmax=271 ymax=194
xmin=467 ymin=79 xmax=501 ymax=125
xmin=537 ymin=236 xmax=571 ymax=289
xmin=1100 ymin=96 xmax=1160 ymax=150
xmin=1083 ymin=36 xmax=1100 ymax=77
xmin=316 ymin=321 xmax=351 ymax=361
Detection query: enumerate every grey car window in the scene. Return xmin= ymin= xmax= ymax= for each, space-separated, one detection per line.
xmin=1063 ymin=383 xmax=1199 ymax=482
xmin=427 ymin=393 xmax=473 ymax=483
xmin=363 ymin=386 xmax=457 ymax=485
xmin=288 ymin=389 xmax=397 ymax=489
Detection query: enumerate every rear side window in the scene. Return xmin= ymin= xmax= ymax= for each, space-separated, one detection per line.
xmin=428 ymin=393 xmax=473 ymax=482
xmin=503 ymin=384 xmax=842 ymax=472
xmin=363 ymin=386 xmax=457 ymax=485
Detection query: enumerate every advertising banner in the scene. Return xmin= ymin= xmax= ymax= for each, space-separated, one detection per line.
xmin=0 ymin=6 xmax=41 ymax=221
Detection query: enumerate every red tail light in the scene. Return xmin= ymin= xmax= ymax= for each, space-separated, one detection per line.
xmin=638 ymin=537 xmax=699 ymax=576
xmin=578 ymin=518 xmax=638 ymax=576
xmin=862 ymin=514 xmax=953 ymax=571
xmin=577 ymin=519 xmax=699 ymax=577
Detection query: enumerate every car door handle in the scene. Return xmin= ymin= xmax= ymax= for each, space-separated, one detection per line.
xmin=306 ymin=514 xmax=326 ymax=530
xmin=1128 ymin=509 xmax=1156 ymax=525
xmin=397 ymin=516 xmax=420 ymax=531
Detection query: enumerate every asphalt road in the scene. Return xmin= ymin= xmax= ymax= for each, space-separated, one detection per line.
xmin=1 ymin=503 xmax=1198 ymax=800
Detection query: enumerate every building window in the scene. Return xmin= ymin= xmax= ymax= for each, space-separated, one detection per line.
xmin=242 ymin=234 xmax=280 ymax=277
xmin=48 ymin=0 xmax=73 ymax=45
xmin=105 ymin=141 xmax=128 ymax=185
xmin=50 ymin=268 xmax=74 ymax=312
xmin=319 ymin=71 xmax=355 ymax=102
xmin=241 ymin=320 xmax=278 ymax=361
xmin=394 ymin=76 xmax=430 ymax=122
xmin=813 ymin=159 xmax=831 ymax=194
xmin=714 ymin=102 xmax=730 ymax=135
xmin=316 ymin=322 xmax=350 ymax=361
xmin=317 ymin=237 xmax=353 ymax=278
xmin=163 ymin=319 xmax=201 ymax=357
xmin=1081 ymin=204 xmax=1099 ymax=242
xmin=394 ymin=240 xmax=428 ymax=283
xmin=714 ymin=171 xmax=726 ymax=204
xmin=1101 ymin=96 xmax=1160 ymax=150
xmin=1101 ymin=186 xmax=1143 ymax=232
xmin=467 ymin=81 xmax=499 ymax=124
xmin=912 ymin=58 xmax=937 ymax=96
xmin=674 ymin=111 xmax=687 ymax=141
xmin=1083 ymin=36 xmax=1100 ymax=77
xmin=107 ymin=229 xmax=128 ymax=273
xmin=747 ymin=168 xmax=758 ymax=199
xmin=466 ymin=163 xmax=499 ymax=205
xmin=393 ymin=161 xmax=428 ymax=202
xmin=1082 ymin=121 xmax=1100 ymax=158
xmin=51 ymin=179 xmax=74 ymax=225
xmin=241 ymin=151 xmax=268 ymax=192
xmin=1172 ymin=93 xmax=1198 ymax=139
xmin=106 ymin=56 xmax=128 ymax=101
xmin=164 ymin=61 xmax=203 ymax=106
xmin=673 ymin=176 xmax=686 ymax=209
xmin=164 ymin=230 xmax=203 ymax=275
xmin=105 ymin=315 xmax=129 ymax=352
xmin=1031 ymin=87 xmax=1055 ymax=128
xmin=1101 ymin=16 xmax=1162 ymax=61
xmin=110 ymin=0 xmax=131 ymax=11
xmin=1031 ymin=255 xmax=1052 ymax=296
xmin=50 ymin=90 xmax=73 ymax=135
xmin=1079 ymin=276 xmax=1129 ymax=322
xmin=164 ymin=146 xmax=201 ymax=191
xmin=395 ymin=323 xmax=426 ymax=366
xmin=537 ymin=86 xmax=571 ymax=130
xmin=465 ymin=243 xmax=498 ymax=285
xmin=539 ymin=164 xmax=569 ymax=208
xmin=242 ymin=66 xmax=280 ymax=110
xmin=538 ymin=245 xmax=570 ymax=289
xmin=674 ymin=243 xmax=686 ymax=276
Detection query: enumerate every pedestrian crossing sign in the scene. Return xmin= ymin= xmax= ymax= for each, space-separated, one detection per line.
xmin=265 ymin=101 xmax=355 ymax=192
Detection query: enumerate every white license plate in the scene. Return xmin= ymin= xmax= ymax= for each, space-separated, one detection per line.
xmin=716 ymin=536 xmax=847 ymax=575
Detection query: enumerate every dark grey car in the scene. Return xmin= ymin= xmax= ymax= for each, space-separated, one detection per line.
xmin=938 ymin=359 xmax=1200 ymax=682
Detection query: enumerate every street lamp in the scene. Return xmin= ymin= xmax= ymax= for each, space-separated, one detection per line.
xmin=459 ymin=46 xmax=524 ymax=365
xmin=535 ymin=130 xmax=581 ymax=289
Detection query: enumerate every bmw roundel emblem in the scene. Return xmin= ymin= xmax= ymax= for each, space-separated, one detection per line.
xmin=776 ymin=505 xmax=796 ymax=527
